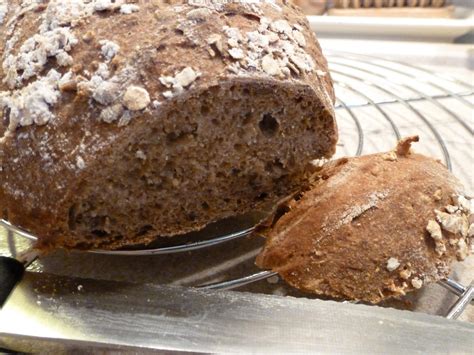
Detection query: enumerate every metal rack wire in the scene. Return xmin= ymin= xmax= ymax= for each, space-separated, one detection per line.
xmin=2 ymin=52 xmax=473 ymax=319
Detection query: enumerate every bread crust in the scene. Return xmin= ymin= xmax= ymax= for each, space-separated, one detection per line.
xmin=256 ymin=137 xmax=473 ymax=303
xmin=0 ymin=0 xmax=337 ymax=249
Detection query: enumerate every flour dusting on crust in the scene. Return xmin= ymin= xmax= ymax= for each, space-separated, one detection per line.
xmin=0 ymin=0 xmax=8 ymax=25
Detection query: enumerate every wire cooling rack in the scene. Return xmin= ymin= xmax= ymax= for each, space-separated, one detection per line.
xmin=1 ymin=52 xmax=473 ymax=319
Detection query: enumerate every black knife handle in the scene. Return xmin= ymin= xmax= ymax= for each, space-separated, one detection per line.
xmin=0 ymin=256 xmax=25 ymax=308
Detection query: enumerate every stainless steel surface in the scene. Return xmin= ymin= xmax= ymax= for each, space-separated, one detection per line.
xmin=1 ymin=272 xmax=473 ymax=353
xmin=440 ymin=277 xmax=469 ymax=296
xmin=199 ymin=270 xmax=277 ymax=290
xmin=446 ymin=281 xmax=474 ymax=320
xmin=0 ymin=42 xmax=473 ymax=351
xmin=0 ymin=215 xmax=258 ymax=256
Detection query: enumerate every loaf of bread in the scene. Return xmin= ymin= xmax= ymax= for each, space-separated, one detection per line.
xmin=256 ymin=137 xmax=473 ymax=303
xmin=0 ymin=0 xmax=337 ymax=249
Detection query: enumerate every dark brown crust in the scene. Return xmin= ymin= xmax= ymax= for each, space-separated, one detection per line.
xmin=0 ymin=1 xmax=337 ymax=250
xmin=256 ymin=138 xmax=471 ymax=303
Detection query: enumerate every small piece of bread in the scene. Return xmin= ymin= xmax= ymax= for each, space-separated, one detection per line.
xmin=256 ymin=137 xmax=473 ymax=303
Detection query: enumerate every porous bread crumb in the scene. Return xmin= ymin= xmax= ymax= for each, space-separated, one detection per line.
xmin=426 ymin=220 xmax=443 ymax=241
xmin=456 ymin=238 xmax=469 ymax=260
xmin=135 ymin=150 xmax=146 ymax=160
xmin=123 ymin=86 xmax=150 ymax=111
xmin=386 ymin=257 xmax=400 ymax=272
xmin=381 ymin=151 xmax=397 ymax=162
xmin=120 ymin=4 xmax=139 ymax=14
xmin=411 ymin=277 xmax=423 ymax=289
xmin=387 ymin=281 xmax=407 ymax=295
xmin=399 ymin=269 xmax=412 ymax=280
xmin=435 ymin=210 xmax=469 ymax=237
xmin=99 ymin=40 xmax=120 ymax=61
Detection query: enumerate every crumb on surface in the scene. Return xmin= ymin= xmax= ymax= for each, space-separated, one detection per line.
xmin=386 ymin=257 xmax=400 ymax=272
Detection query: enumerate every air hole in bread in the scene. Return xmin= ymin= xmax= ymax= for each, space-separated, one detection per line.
xmin=91 ymin=230 xmax=109 ymax=237
xmin=259 ymin=113 xmax=279 ymax=137
xmin=68 ymin=204 xmax=77 ymax=231
xmin=234 ymin=143 xmax=244 ymax=152
xmin=243 ymin=13 xmax=261 ymax=22
xmin=201 ymin=104 xmax=210 ymax=115
xmin=231 ymin=168 xmax=241 ymax=176
xmin=166 ymin=131 xmax=187 ymax=145
xmin=136 ymin=225 xmax=153 ymax=237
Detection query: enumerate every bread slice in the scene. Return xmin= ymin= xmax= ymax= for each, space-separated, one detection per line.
xmin=0 ymin=1 xmax=337 ymax=249
xmin=256 ymin=137 xmax=473 ymax=303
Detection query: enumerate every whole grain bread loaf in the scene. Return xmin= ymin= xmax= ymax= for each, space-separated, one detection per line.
xmin=0 ymin=0 xmax=337 ymax=249
xmin=256 ymin=137 xmax=473 ymax=303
